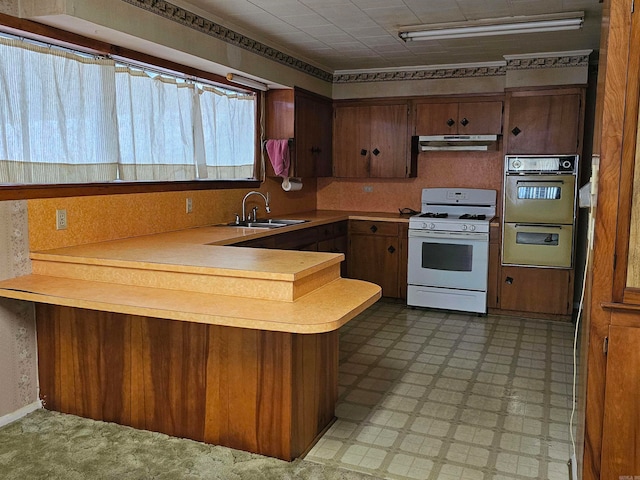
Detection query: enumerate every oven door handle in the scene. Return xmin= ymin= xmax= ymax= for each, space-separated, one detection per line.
xmin=514 ymin=223 xmax=564 ymax=229
xmin=515 ymin=179 xmax=565 ymax=184
xmin=408 ymin=230 xmax=488 ymax=240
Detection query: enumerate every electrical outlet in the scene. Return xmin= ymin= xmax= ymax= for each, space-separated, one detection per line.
xmin=363 ymin=185 xmax=374 ymax=193
xmin=55 ymin=209 xmax=67 ymax=230
xmin=186 ymin=198 xmax=193 ymax=214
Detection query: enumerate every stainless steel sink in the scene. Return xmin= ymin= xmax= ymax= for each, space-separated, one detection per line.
xmin=226 ymin=219 xmax=309 ymax=228
xmin=257 ymin=218 xmax=309 ymax=225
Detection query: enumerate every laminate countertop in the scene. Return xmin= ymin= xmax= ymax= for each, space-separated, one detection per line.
xmin=0 ymin=210 xmax=407 ymax=333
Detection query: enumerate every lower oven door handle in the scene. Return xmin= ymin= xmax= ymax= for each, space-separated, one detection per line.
xmin=514 ymin=223 xmax=564 ymax=229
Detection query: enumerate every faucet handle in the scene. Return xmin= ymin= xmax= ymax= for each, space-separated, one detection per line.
xmin=233 ymin=213 xmax=240 ymax=225
xmin=251 ymin=206 xmax=259 ymax=221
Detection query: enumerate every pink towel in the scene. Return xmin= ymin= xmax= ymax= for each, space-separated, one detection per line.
xmin=266 ymin=139 xmax=290 ymax=177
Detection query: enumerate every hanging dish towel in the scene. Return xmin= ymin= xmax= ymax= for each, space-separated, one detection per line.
xmin=265 ymin=139 xmax=290 ymax=177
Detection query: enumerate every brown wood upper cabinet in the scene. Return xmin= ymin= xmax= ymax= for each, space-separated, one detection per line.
xmin=414 ymin=100 xmax=503 ymax=136
xmin=333 ymin=101 xmax=414 ymax=178
xmin=265 ymin=88 xmax=332 ymax=177
xmin=505 ymin=88 xmax=584 ymax=154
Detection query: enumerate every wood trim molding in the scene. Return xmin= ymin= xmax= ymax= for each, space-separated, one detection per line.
xmin=0 ymin=180 xmax=261 ymax=201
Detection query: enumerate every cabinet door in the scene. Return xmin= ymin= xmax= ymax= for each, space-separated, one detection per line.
xmin=333 ymin=106 xmax=370 ymax=177
xmin=348 ymin=234 xmax=399 ymax=297
xmin=415 ymin=103 xmax=458 ymax=135
xmin=506 ymin=93 xmax=582 ymax=154
xmin=458 ymin=101 xmax=503 ymax=135
xmin=369 ymin=104 xmax=409 ymax=178
xmin=601 ymin=323 xmax=640 ymax=480
xmin=295 ymin=91 xmax=332 ymax=177
xmin=500 ymin=266 xmax=572 ymax=314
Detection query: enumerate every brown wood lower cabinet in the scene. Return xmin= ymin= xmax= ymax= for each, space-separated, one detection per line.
xmin=347 ymin=220 xmax=408 ymax=299
xmin=500 ymin=266 xmax=573 ymax=316
xmin=36 ymin=304 xmax=338 ymax=461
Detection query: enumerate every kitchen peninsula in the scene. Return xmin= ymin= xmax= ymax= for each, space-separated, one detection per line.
xmin=0 ymin=217 xmax=381 ymax=461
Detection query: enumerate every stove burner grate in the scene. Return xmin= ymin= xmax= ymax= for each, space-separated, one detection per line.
xmin=459 ymin=214 xmax=487 ymax=220
xmin=419 ymin=212 xmax=448 ymax=218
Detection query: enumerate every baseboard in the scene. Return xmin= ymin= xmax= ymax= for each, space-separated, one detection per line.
xmin=0 ymin=400 xmax=42 ymax=428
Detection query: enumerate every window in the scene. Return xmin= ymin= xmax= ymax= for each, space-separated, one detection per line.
xmin=0 ymin=36 xmax=258 ymax=186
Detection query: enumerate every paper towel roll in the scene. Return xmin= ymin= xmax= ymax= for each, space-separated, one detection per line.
xmin=282 ymin=177 xmax=302 ymax=192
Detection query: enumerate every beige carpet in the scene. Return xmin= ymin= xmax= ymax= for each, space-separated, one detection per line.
xmin=0 ymin=409 xmax=382 ymax=479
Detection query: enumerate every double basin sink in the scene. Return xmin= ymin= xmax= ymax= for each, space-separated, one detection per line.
xmin=228 ymin=219 xmax=309 ymax=229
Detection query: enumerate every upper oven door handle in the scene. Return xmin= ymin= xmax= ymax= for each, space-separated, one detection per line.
xmin=515 ymin=179 xmax=565 ymax=184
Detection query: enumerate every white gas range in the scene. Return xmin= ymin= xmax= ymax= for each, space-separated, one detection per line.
xmin=407 ymin=188 xmax=497 ymax=314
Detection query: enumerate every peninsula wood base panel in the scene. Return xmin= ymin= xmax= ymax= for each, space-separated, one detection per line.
xmin=35 ymin=304 xmax=338 ymax=461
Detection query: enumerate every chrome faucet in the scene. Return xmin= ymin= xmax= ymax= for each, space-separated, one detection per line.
xmin=241 ymin=191 xmax=270 ymax=222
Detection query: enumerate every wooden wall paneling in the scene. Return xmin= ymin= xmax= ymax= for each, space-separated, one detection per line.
xmin=35 ymin=305 xmax=58 ymax=411
xmin=139 ymin=317 xmax=208 ymax=440
xmin=290 ymin=331 xmax=338 ymax=458
xmin=129 ymin=314 xmax=146 ymax=431
xmin=583 ymin=0 xmax=634 ymax=478
xmin=36 ymin=305 xmax=339 ymax=461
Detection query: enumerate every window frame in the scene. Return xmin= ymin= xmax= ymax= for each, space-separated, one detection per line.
xmin=0 ymin=13 xmax=263 ymax=200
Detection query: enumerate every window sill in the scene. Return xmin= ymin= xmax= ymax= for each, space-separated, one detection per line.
xmin=0 ymin=179 xmax=262 ymax=200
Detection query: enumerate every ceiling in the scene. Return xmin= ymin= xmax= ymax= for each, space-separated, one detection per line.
xmin=176 ymin=0 xmax=603 ymax=72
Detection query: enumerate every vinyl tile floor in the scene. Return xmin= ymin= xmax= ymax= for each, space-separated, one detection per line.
xmin=305 ymin=299 xmax=577 ymax=480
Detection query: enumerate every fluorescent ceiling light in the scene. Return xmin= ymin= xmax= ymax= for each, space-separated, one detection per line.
xmin=399 ymin=12 xmax=584 ymax=42
xmin=226 ymin=73 xmax=268 ymax=91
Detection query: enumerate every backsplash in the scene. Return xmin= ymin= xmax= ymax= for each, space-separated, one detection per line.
xmin=317 ymin=151 xmax=503 ymax=212
xmin=27 ymin=177 xmax=317 ymax=251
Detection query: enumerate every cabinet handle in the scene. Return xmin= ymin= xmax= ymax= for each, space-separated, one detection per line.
xmin=388 ymin=245 xmax=396 ymax=254
xmin=446 ymin=118 xmax=455 ymax=127
xmin=460 ymin=117 xmax=469 ymax=126
xmin=370 ymin=225 xmax=378 ymax=233
xmin=360 ymin=149 xmax=368 ymax=156
xmin=372 ymin=148 xmax=380 ymax=156
xmin=311 ymin=147 xmax=321 ymax=154
xmin=505 ymin=276 xmax=514 ymax=285
xmin=511 ymin=126 xmax=522 ymax=136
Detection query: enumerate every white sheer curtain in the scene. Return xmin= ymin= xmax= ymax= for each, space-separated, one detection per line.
xmin=199 ymin=86 xmax=256 ymax=179
xmin=0 ymin=38 xmax=119 ymax=183
xmin=0 ymin=37 xmax=258 ymax=185
xmin=114 ymin=67 xmax=202 ymax=181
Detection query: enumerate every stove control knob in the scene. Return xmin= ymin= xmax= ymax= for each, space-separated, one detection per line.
xmin=469 ymin=224 xmax=476 ymax=231
xmin=428 ymin=223 xmax=436 ymax=230
xmin=461 ymin=224 xmax=468 ymax=231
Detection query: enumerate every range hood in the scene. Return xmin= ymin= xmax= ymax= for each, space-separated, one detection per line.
xmin=417 ymin=134 xmax=498 ymax=151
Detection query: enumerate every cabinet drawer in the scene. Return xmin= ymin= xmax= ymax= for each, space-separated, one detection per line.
xmin=349 ymin=220 xmax=399 ymax=236
xmin=318 ymin=220 xmax=349 ymax=241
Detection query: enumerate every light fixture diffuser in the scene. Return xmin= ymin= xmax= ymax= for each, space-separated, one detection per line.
xmin=226 ymin=73 xmax=268 ymax=91
xmin=399 ymin=12 xmax=584 ymax=42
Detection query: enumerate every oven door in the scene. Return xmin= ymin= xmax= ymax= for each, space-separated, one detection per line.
xmin=504 ymin=174 xmax=576 ymax=224
xmin=408 ymin=230 xmax=489 ymax=290
xmin=503 ymin=223 xmax=574 ymax=268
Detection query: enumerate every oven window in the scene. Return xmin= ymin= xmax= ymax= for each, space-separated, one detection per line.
xmin=517 ymin=186 xmax=562 ymax=200
xmin=421 ymin=242 xmax=473 ymax=271
xmin=516 ymin=232 xmax=559 ymax=246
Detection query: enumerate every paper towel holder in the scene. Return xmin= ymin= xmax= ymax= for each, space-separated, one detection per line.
xmin=282 ymin=176 xmax=303 ymax=192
